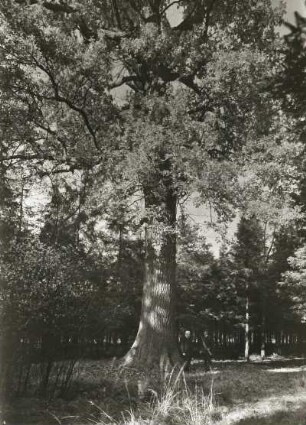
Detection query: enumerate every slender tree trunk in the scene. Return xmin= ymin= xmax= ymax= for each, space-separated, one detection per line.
xmin=117 ymin=223 xmax=123 ymax=279
xmin=18 ymin=178 xmax=24 ymax=234
xmin=259 ymin=288 xmax=266 ymax=359
xmin=123 ymin=183 xmax=182 ymax=373
xmin=244 ymin=282 xmax=250 ymax=361
xmin=260 ymin=314 xmax=266 ymax=359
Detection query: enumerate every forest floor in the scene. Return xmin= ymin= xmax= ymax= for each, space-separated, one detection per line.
xmin=1 ymin=356 xmax=306 ymax=425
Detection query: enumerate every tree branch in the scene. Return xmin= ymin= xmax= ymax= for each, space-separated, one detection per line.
xmin=204 ymin=0 xmax=218 ymax=37
xmin=160 ymin=1 xmax=183 ymax=16
xmin=0 ymin=153 xmax=55 ymax=161
xmin=15 ymin=0 xmax=128 ymax=42
xmin=35 ymin=122 xmax=68 ymax=156
xmin=77 ymin=17 xmax=126 ymax=42
xmin=1 ymin=152 xmax=103 ymax=178
xmin=53 ymin=94 xmax=99 ymax=149
xmin=109 ymin=75 xmax=140 ymax=89
xmin=42 ymin=1 xmax=76 ymax=14
xmin=172 ymin=0 xmax=217 ymax=32
xmin=112 ymin=0 xmax=122 ymax=29
xmin=14 ymin=0 xmax=76 ymax=13
xmin=172 ymin=3 xmax=198 ymax=31
xmin=40 ymin=156 xmax=105 ymax=176
xmin=32 ymin=56 xmax=100 ymax=151
xmin=179 ymin=74 xmax=201 ymax=94
xmin=127 ymin=0 xmax=147 ymax=22
xmin=99 ymin=28 xmax=127 ymax=40
xmin=40 ymin=164 xmax=81 ymax=176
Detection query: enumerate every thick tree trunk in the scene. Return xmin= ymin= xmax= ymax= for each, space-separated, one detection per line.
xmin=123 ymin=184 xmax=182 ymax=373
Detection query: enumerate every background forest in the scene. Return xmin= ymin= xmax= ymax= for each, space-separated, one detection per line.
xmin=0 ymin=1 xmax=306 ymax=421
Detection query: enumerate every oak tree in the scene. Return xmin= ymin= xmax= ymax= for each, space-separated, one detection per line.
xmin=0 ymin=0 xmax=285 ymax=371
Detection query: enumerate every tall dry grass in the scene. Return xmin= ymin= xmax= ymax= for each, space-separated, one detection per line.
xmin=92 ymin=368 xmax=217 ymax=425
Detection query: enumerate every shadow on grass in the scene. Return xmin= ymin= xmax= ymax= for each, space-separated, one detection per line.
xmin=209 ymin=357 xmax=306 ymax=368
xmin=191 ymin=357 xmax=306 ymax=378
xmin=235 ymin=407 xmax=306 ymax=425
xmin=3 ymin=358 xmax=306 ymax=425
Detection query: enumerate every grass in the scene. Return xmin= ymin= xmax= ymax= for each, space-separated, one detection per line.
xmin=88 ymin=369 xmax=216 ymax=425
xmin=2 ymin=357 xmax=306 ymax=425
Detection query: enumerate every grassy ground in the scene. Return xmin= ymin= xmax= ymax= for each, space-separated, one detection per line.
xmin=1 ymin=357 xmax=306 ymax=425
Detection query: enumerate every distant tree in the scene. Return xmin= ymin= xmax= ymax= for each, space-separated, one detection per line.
xmin=274 ymin=10 xmax=306 ymax=230
xmin=230 ymin=215 xmax=265 ymax=360
xmin=177 ymin=217 xmax=217 ymax=328
xmin=272 ymin=9 xmax=306 ymax=335
xmin=0 ymin=236 xmax=97 ymax=392
xmin=0 ymin=164 xmax=19 ymax=249
xmin=276 ymin=11 xmax=306 ymax=118
xmin=266 ymin=226 xmax=300 ymax=325
xmin=38 ymin=173 xmax=145 ymax=340
xmin=177 ymin=222 xmax=242 ymax=333
xmin=280 ymin=245 xmax=306 ymax=323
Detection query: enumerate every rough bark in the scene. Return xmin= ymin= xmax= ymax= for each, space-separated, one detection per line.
xmin=123 ymin=181 xmax=183 ymax=374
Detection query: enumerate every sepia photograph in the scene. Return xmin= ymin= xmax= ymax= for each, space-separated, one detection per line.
xmin=0 ymin=0 xmax=306 ymax=424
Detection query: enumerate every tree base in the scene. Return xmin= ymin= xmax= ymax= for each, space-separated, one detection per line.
xmin=120 ymin=345 xmax=184 ymax=399
xmin=122 ymin=345 xmax=183 ymax=373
